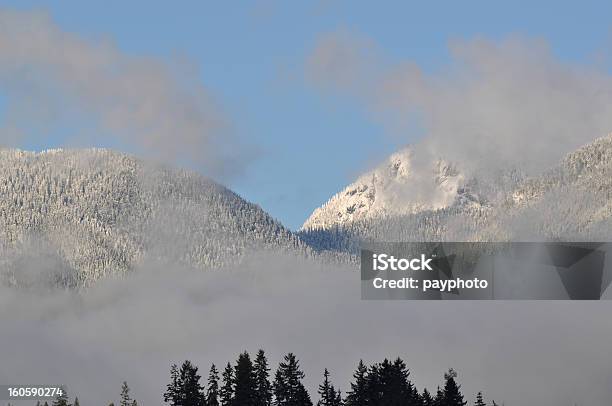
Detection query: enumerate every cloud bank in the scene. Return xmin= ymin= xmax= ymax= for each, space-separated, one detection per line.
xmin=307 ymin=31 xmax=612 ymax=174
xmin=1 ymin=254 xmax=611 ymax=406
xmin=0 ymin=9 xmax=247 ymax=179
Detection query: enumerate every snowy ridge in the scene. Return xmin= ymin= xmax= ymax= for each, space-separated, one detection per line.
xmin=0 ymin=148 xmax=306 ymax=287
xmin=301 ymin=148 xmax=468 ymax=230
xmin=301 ymin=134 xmax=612 ymax=251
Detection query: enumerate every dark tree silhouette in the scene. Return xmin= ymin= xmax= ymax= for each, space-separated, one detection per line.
xmin=120 ymin=381 xmax=133 ymax=406
xmin=179 ymin=360 xmax=205 ymax=406
xmin=474 ymin=391 xmax=486 ymax=406
xmin=164 ymin=364 xmax=181 ymax=406
xmin=207 ymin=364 xmax=220 ymax=406
xmin=317 ymin=368 xmax=341 ymax=406
xmin=442 ymin=369 xmax=466 ymax=406
xmin=147 ymin=353 xmax=495 ymax=406
xmin=433 ymin=386 xmax=444 ymax=406
xmin=51 ymin=388 xmax=70 ymax=406
xmin=273 ymin=353 xmax=313 ymax=406
xmin=345 ymin=360 xmax=367 ymax=406
xmin=377 ymin=358 xmax=416 ymax=406
xmin=254 ymin=349 xmax=273 ymax=406
xmin=421 ymin=388 xmax=434 ymax=406
xmin=234 ymin=351 xmax=258 ymax=406
xmin=220 ymin=362 xmax=235 ymax=406
xmin=164 ymin=360 xmax=205 ymax=406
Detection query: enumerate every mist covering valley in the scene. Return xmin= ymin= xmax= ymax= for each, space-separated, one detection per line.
xmin=0 ymin=7 xmax=611 ymax=406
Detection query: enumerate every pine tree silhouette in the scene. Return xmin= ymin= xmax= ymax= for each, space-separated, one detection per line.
xmin=365 ymin=358 xmax=416 ymax=406
xmin=51 ymin=388 xmax=70 ymax=406
xmin=234 ymin=351 xmax=258 ymax=406
xmin=179 ymin=360 xmax=205 ymax=406
xmin=254 ymin=349 xmax=273 ymax=406
xmin=273 ymin=353 xmax=313 ymax=406
xmin=364 ymin=363 xmax=382 ymax=406
xmin=317 ymin=369 xmax=333 ymax=406
xmin=220 ymin=362 xmax=235 ymax=406
xmin=345 ymin=360 xmax=367 ymax=406
xmin=421 ymin=388 xmax=434 ymax=406
xmin=474 ymin=391 xmax=486 ymax=406
xmin=120 ymin=381 xmax=133 ymax=406
xmin=164 ymin=364 xmax=181 ymax=406
xmin=207 ymin=364 xmax=220 ymax=406
xmin=442 ymin=369 xmax=466 ymax=406
xmin=433 ymin=386 xmax=444 ymax=406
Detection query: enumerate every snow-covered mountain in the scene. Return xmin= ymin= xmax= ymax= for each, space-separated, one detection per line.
xmin=0 ymin=148 xmax=305 ymax=287
xmin=302 ymin=148 xmax=479 ymax=231
xmin=2 ymin=134 xmax=611 ymax=286
xmin=301 ymin=134 xmax=612 ymax=250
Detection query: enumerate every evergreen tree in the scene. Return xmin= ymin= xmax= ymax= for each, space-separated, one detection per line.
xmin=234 ymin=351 xmax=258 ymax=406
xmin=317 ymin=369 xmax=333 ymax=406
xmin=345 ymin=360 xmax=367 ymax=406
xmin=433 ymin=387 xmax=443 ymax=406
xmin=273 ymin=353 xmax=313 ymax=406
xmin=474 ymin=392 xmax=486 ymax=406
xmin=120 ymin=381 xmax=133 ymax=406
xmin=51 ymin=388 xmax=70 ymax=406
xmin=364 ymin=363 xmax=382 ymax=406
xmin=220 ymin=362 xmax=235 ymax=406
xmin=375 ymin=358 xmax=415 ymax=406
xmin=421 ymin=389 xmax=433 ymax=406
xmin=442 ymin=369 xmax=466 ymax=406
xmin=207 ymin=364 xmax=220 ymax=406
xmin=333 ymin=390 xmax=342 ymax=406
xmin=179 ymin=360 xmax=205 ymax=406
xmin=254 ymin=350 xmax=273 ymax=406
xmin=164 ymin=364 xmax=182 ymax=406
xmin=316 ymin=368 xmax=342 ymax=406
xmin=411 ymin=386 xmax=420 ymax=405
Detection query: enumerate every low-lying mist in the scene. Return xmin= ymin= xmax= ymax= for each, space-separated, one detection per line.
xmin=1 ymin=252 xmax=611 ymax=406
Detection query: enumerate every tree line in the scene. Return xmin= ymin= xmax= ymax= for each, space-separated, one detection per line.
xmin=17 ymin=349 xmax=503 ymax=406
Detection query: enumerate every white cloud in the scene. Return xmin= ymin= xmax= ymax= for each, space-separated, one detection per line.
xmin=0 ymin=9 xmax=250 ymax=180
xmin=307 ymin=32 xmax=612 ymax=174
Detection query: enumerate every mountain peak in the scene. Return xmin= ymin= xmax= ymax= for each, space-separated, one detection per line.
xmin=301 ymin=147 xmax=465 ymax=230
xmin=0 ymin=148 xmax=303 ymax=287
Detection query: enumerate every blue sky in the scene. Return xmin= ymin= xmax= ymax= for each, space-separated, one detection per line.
xmin=1 ymin=1 xmax=611 ymax=229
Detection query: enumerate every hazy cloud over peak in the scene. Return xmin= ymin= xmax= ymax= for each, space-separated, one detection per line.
xmin=0 ymin=8 xmax=249 ymax=180
xmin=307 ymin=31 xmax=612 ymax=174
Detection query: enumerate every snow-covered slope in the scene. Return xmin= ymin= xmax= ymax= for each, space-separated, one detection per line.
xmin=302 ymin=148 xmax=475 ymax=230
xmin=0 ymin=148 xmax=305 ymax=287
xmin=301 ymin=135 xmax=612 ymax=250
